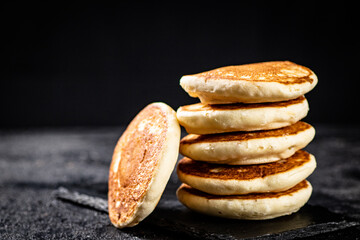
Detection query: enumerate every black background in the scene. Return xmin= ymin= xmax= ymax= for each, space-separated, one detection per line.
xmin=2 ymin=3 xmax=359 ymax=127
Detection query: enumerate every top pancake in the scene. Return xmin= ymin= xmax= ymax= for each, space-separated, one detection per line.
xmin=108 ymin=102 xmax=180 ymax=228
xmin=180 ymin=61 xmax=317 ymax=104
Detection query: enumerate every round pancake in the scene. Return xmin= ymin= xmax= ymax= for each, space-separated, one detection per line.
xmin=176 ymin=180 xmax=312 ymax=220
xmin=177 ymin=150 xmax=316 ymax=195
xmin=180 ymin=121 xmax=315 ymax=165
xmin=176 ymin=96 xmax=308 ymax=134
xmin=180 ymin=61 xmax=317 ymax=104
xmin=108 ymin=102 xmax=180 ymax=228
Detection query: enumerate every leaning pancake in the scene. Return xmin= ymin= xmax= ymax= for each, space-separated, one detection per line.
xmin=176 ymin=180 xmax=312 ymax=220
xmin=180 ymin=61 xmax=317 ymax=104
xmin=180 ymin=121 xmax=315 ymax=165
xmin=177 ymin=150 xmax=316 ymax=195
xmin=108 ymin=102 xmax=180 ymax=228
xmin=177 ymin=96 xmax=308 ymax=134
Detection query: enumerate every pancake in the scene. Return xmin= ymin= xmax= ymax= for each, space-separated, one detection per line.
xmin=177 ymin=150 xmax=316 ymax=195
xmin=176 ymin=180 xmax=312 ymax=220
xmin=179 ymin=121 xmax=315 ymax=165
xmin=180 ymin=61 xmax=317 ymax=104
xmin=176 ymin=96 xmax=308 ymax=134
xmin=108 ymin=102 xmax=180 ymax=228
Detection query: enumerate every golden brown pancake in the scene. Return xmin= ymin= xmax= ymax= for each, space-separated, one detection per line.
xmin=180 ymin=180 xmax=309 ymax=200
xmin=177 ymin=150 xmax=316 ymax=195
xmin=179 ymin=121 xmax=315 ymax=165
xmin=195 ymin=62 xmax=314 ymax=84
xmin=176 ymin=96 xmax=309 ymax=134
xmin=176 ymin=180 xmax=313 ymax=220
xmin=180 ymin=61 xmax=318 ymax=104
xmin=108 ymin=102 xmax=180 ymax=228
xmin=181 ymin=121 xmax=311 ymax=144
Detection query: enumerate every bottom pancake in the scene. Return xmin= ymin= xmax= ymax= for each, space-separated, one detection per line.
xmin=176 ymin=180 xmax=312 ymax=220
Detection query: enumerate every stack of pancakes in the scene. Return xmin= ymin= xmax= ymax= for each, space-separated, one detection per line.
xmin=176 ymin=61 xmax=318 ymax=220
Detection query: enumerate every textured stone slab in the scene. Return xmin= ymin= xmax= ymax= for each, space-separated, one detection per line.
xmin=1 ymin=125 xmax=360 ymax=239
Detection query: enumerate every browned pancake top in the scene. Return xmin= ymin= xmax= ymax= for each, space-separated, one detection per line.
xmin=108 ymin=103 xmax=168 ymax=225
xmin=188 ymin=61 xmax=314 ymax=84
xmin=181 ymin=121 xmax=312 ymax=144
xmin=180 ymin=180 xmax=309 ymax=200
xmin=177 ymin=150 xmax=311 ymax=180
xmin=180 ymin=96 xmax=305 ymax=112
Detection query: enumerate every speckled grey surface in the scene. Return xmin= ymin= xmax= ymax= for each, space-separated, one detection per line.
xmin=1 ymin=125 xmax=359 ymax=239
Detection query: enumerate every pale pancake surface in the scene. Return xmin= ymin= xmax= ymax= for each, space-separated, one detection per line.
xmin=180 ymin=61 xmax=317 ymax=104
xmin=177 ymin=180 xmax=312 ymax=220
xmin=177 ymin=96 xmax=309 ymax=134
xmin=108 ymin=102 xmax=180 ymax=228
xmin=177 ymin=150 xmax=316 ymax=195
xmin=180 ymin=121 xmax=315 ymax=165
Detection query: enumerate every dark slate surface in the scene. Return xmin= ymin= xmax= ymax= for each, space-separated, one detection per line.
xmin=1 ymin=125 xmax=360 ymax=239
